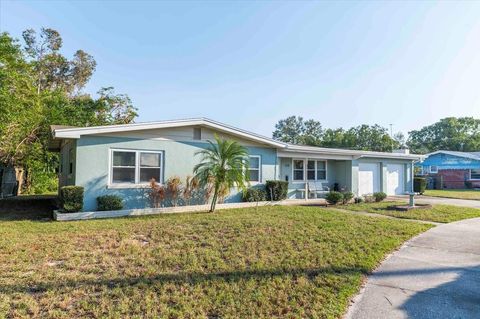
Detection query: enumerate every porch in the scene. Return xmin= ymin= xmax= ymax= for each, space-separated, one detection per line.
xmin=277 ymin=155 xmax=353 ymax=200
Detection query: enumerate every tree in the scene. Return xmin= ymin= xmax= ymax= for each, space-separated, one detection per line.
xmin=407 ymin=117 xmax=480 ymax=154
xmin=193 ymin=136 xmax=249 ymax=212
xmin=272 ymin=116 xmax=323 ymax=145
xmin=272 ymin=116 xmax=399 ymax=151
xmin=22 ymin=28 xmax=96 ymax=95
xmin=0 ymin=29 xmax=137 ymax=194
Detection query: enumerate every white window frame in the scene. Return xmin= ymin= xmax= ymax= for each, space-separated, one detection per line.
xmin=292 ymin=159 xmax=306 ymax=182
xmin=292 ymin=159 xmax=328 ymax=182
xmin=109 ymin=149 xmax=163 ymax=188
xmin=470 ymin=169 xmax=480 ymax=180
xmin=247 ymin=155 xmax=261 ymax=183
xmin=306 ymin=159 xmax=327 ymax=181
xmin=429 ymin=165 xmax=438 ymax=174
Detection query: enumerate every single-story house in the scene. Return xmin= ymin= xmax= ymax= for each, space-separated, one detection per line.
xmin=416 ymin=150 xmax=480 ymax=189
xmin=50 ymin=118 xmax=422 ymax=211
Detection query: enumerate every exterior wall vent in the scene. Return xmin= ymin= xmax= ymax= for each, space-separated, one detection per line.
xmin=193 ymin=127 xmax=202 ymax=140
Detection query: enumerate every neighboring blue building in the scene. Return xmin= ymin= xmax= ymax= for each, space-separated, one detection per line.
xmin=416 ymin=151 xmax=480 ymax=189
xmin=51 ymin=118 xmax=422 ymax=211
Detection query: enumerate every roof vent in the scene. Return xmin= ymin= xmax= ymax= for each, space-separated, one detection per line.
xmin=393 ymin=149 xmax=410 ymax=154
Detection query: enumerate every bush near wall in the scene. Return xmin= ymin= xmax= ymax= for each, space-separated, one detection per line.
xmin=60 ymin=186 xmax=84 ymax=212
xmin=373 ymin=192 xmax=387 ymax=202
xmin=265 ymin=180 xmax=288 ymax=201
xmin=325 ymin=191 xmax=343 ymax=205
xmin=97 ymin=195 xmax=123 ymax=211
xmin=414 ymin=177 xmax=427 ymax=194
xmin=243 ymin=188 xmax=267 ymax=202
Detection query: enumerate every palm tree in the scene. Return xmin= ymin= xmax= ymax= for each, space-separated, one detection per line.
xmin=193 ymin=135 xmax=249 ymax=212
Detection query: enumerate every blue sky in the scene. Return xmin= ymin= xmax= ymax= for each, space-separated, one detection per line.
xmin=2 ymin=1 xmax=480 ymax=137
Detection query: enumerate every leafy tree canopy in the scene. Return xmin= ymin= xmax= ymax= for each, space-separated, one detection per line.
xmin=272 ymin=116 xmax=399 ymax=152
xmin=407 ymin=117 xmax=480 ymax=154
xmin=0 ymin=29 xmax=138 ymax=193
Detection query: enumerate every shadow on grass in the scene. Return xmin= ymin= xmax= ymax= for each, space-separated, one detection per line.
xmin=0 ymin=265 xmax=371 ymax=294
xmin=0 ymin=195 xmax=57 ymax=221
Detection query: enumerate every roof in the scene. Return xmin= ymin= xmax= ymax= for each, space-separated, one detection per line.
xmin=425 ymin=150 xmax=480 ymax=161
xmin=51 ymin=118 xmax=423 ymax=161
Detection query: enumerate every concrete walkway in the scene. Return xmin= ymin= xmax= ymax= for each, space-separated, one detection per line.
xmin=345 ymin=217 xmax=480 ymax=319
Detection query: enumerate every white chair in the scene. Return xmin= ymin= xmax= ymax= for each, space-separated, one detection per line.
xmin=308 ymin=181 xmax=330 ymax=199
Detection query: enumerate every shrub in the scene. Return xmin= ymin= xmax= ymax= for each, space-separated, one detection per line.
xmin=354 ymin=197 xmax=364 ymax=204
xmin=60 ymin=186 xmax=84 ymax=212
xmin=243 ymin=188 xmax=267 ymax=202
xmin=364 ymin=195 xmax=375 ymax=203
xmin=414 ymin=177 xmax=427 ymax=194
xmin=465 ymin=180 xmax=473 ymax=189
xmin=97 ymin=195 xmax=123 ymax=211
xmin=373 ymin=192 xmax=387 ymax=202
xmin=325 ymin=191 xmax=344 ymax=205
xmin=265 ymin=180 xmax=288 ymax=201
xmin=342 ymin=191 xmax=354 ymax=204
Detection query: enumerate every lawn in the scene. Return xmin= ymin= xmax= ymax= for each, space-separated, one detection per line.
xmin=343 ymin=201 xmax=480 ymax=223
xmin=423 ymin=189 xmax=480 ymax=200
xmin=0 ymin=206 xmax=430 ymax=318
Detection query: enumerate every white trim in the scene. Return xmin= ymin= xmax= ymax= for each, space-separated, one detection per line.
xmin=248 ymin=155 xmax=262 ymax=183
xmin=51 ymin=117 xmax=423 ymax=161
xmin=292 ymin=158 xmax=306 ymax=182
xmin=109 ymin=149 xmax=163 ymax=187
xmin=429 ymin=165 xmax=438 ymax=174
xmin=306 ymin=159 xmax=327 ymax=182
xmin=469 ymin=169 xmax=480 ymax=180
xmin=53 ymin=118 xmax=286 ymax=148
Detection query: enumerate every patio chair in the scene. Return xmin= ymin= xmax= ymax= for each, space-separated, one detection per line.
xmin=308 ymin=181 xmax=330 ymax=199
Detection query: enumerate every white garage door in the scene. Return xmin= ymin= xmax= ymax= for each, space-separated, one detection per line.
xmin=358 ymin=163 xmax=380 ymax=196
xmin=387 ymin=164 xmax=405 ymax=195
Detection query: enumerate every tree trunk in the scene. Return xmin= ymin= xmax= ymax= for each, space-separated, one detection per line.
xmin=210 ymin=186 xmax=219 ymax=212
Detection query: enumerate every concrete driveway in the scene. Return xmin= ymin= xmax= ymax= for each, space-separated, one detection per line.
xmin=390 ymin=195 xmax=480 ymax=208
xmin=345 ymin=217 xmax=480 ymax=319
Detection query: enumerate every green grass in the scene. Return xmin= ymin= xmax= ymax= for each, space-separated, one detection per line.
xmin=424 ymin=189 xmax=480 ymax=200
xmin=0 ymin=206 xmax=430 ymax=318
xmin=343 ymin=201 xmax=480 ymax=223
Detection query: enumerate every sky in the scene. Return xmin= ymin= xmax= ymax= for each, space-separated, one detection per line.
xmin=2 ymin=1 xmax=480 ymax=137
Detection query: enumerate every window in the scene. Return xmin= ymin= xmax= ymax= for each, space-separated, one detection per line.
xmin=316 ymin=160 xmax=327 ymax=180
xmin=193 ymin=127 xmax=202 ymax=140
xmin=112 ymin=151 xmax=136 ymax=183
xmin=111 ymin=150 xmax=163 ymax=185
xmin=293 ymin=159 xmax=304 ymax=181
xmin=140 ymin=152 xmax=162 ymax=183
xmin=471 ymin=169 xmax=480 ymax=180
xmin=429 ymin=165 xmax=438 ymax=174
xmin=307 ymin=160 xmax=327 ymax=180
xmin=248 ymin=156 xmax=261 ymax=182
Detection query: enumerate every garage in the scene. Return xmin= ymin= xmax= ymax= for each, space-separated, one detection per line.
xmin=387 ymin=164 xmax=405 ymax=195
xmin=358 ymin=163 xmax=381 ymax=195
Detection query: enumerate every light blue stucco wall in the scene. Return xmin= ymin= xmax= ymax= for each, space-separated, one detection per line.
xmin=74 ymin=136 xmax=278 ymax=211
xmin=416 ymin=153 xmax=480 ymax=170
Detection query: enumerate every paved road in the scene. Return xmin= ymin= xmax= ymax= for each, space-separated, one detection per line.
xmin=390 ymin=195 xmax=480 ymax=208
xmin=345 ymin=217 xmax=480 ymax=319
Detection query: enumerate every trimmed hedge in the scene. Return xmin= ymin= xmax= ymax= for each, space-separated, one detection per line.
xmin=243 ymin=188 xmax=267 ymax=202
xmin=373 ymin=192 xmax=387 ymax=202
xmin=97 ymin=195 xmax=123 ymax=211
xmin=414 ymin=177 xmax=427 ymax=194
xmin=325 ymin=191 xmax=343 ymax=205
xmin=60 ymin=186 xmax=84 ymax=212
xmin=265 ymin=180 xmax=288 ymax=201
